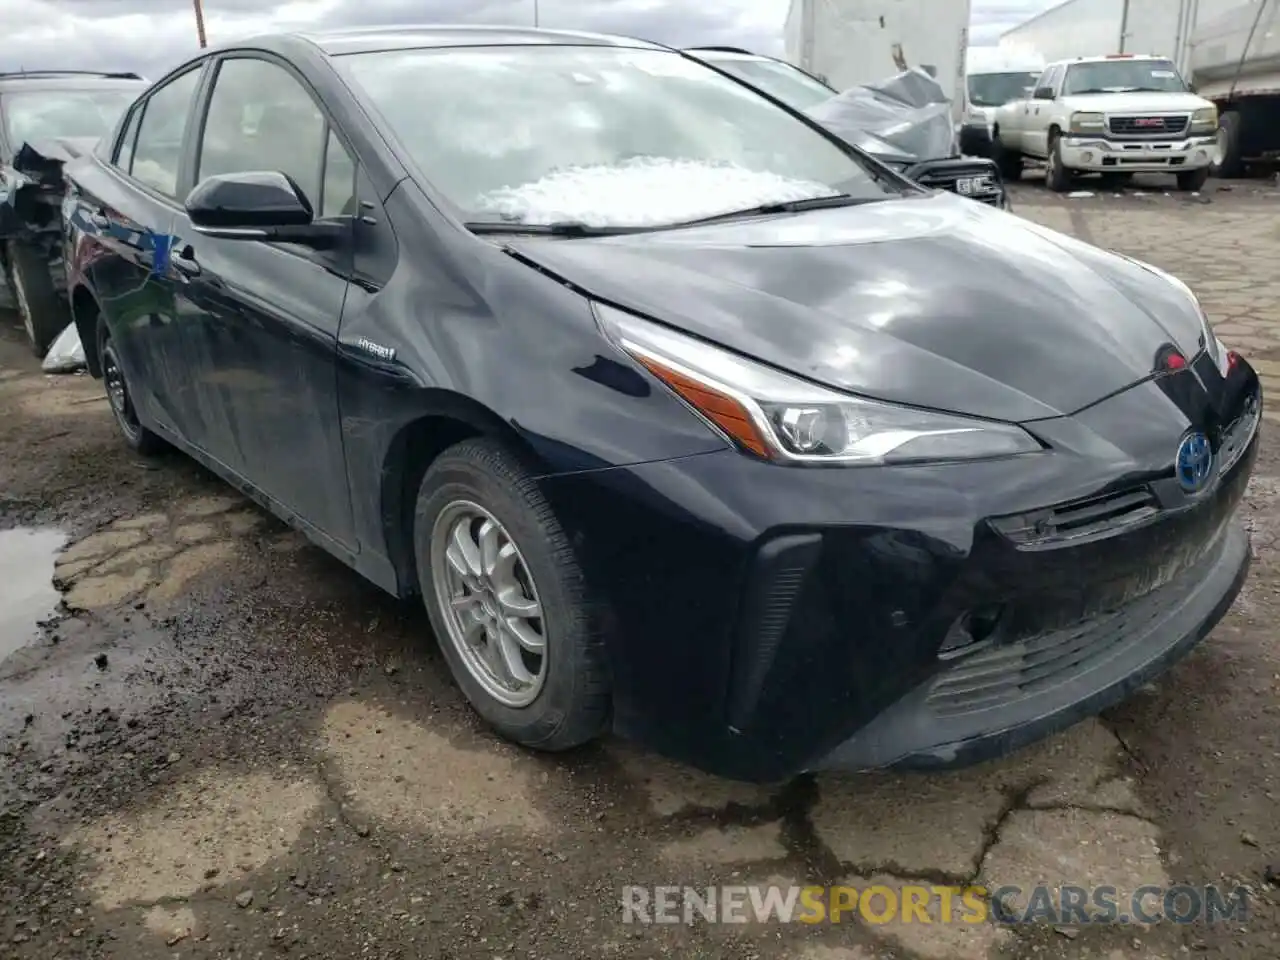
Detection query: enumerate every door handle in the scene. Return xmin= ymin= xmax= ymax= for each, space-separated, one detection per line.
xmin=171 ymin=245 xmax=201 ymax=279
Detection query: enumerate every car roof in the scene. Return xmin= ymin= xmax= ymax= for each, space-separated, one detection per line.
xmin=292 ymin=24 xmax=668 ymax=57
xmin=0 ymin=71 xmax=147 ymax=93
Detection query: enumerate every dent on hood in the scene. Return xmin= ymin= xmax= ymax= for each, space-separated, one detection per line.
xmin=474 ymin=157 xmax=839 ymax=227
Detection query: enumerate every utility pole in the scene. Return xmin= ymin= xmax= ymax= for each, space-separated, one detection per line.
xmin=533 ymin=0 xmax=540 ymax=27
xmin=193 ymin=0 xmax=208 ymax=48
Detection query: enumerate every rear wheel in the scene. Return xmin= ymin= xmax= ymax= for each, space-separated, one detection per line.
xmin=1211 ymin=111 xmax=1243 ymax=178
xmin=1045 ymin=133 xmax=1072 ymax=192
xmin=97 ymin=319 xmax=164 ymax=455
xmin=1177 ymin=166 xmax=1210 ymax=192
xmin=414 ymin=437 xmax=610 ymax=751
xmin=5 ymin=240 xmax=68 ymax=357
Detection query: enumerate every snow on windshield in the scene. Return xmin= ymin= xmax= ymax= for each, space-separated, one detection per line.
xmin=474 ymin=157 xmax=839 ymax=228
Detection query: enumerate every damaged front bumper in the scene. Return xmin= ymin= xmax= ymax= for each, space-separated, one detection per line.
xmin=0 ymin=138 xmax=90 ymax=293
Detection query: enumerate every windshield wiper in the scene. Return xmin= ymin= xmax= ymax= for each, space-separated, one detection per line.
xmin=464 ymin=220 xmax=648 ymax=237
xmin=669 ymin=193 xmax=875 ymax=228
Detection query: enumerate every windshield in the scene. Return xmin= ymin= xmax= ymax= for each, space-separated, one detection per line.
xmin=967 ymin=71 xmax=1042 ymax=107
xmin=341 ymin=45 xmax=899 ymax=229
xmin=1062 ymin=59 xmax=1187 ymax=95
xmin=2 ymin=89 xmax=138 ymax=148
xmin=699 ymin=55 xmax=836 ymax=112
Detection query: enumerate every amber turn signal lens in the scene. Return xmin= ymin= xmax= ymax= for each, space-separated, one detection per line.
xmin=634 ymin=355 xmax=771 ymax=458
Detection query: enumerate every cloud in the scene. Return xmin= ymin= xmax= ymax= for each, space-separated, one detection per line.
xmin=0 ymin=0 xmax=1061 ymax=80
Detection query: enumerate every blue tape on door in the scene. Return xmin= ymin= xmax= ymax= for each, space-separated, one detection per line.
xmin=150 ymin=233 xmax=174 ymax=276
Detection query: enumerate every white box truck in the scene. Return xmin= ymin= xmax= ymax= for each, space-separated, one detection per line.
xmin=997 ymin=0 xmax=1242 ymax=74
xmin=784 ymin=0 xmax=972 ymax=123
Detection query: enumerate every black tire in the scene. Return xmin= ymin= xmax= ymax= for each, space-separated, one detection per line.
xmin=1045 ymin=133 xmax=1072 ymax=192
xmin=5 ymin=240 xmax=69 ymax=357
xmin=993 ymin=135 xmax=1022 ymax=181
xmin=1177 ymin=166 xmax=1210 ymax=192
xmin=414 ymin=437 xmax=610 ymax=751
xmin=1211 ymin=111 xmax=1243 ymax=178
xmin=97 ymin=319 xmax=165 ymax=455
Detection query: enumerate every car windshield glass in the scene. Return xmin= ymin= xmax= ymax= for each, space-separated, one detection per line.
xmin=340 ymin=44 xmax=900 ymax=229
xmin=2 ymin=89 xmax=137 ymax=146
xmin=700 ymin=56 xmax=835 ymax=111
xmin=967 ymin=71 xmax=1042 ymax=107
xmin=1062 ymin=59 xmax=1186 ymax=95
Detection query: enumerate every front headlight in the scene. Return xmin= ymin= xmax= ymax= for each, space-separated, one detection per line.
xmin=1068 ymin=111 xmax=1106 ymax=134
xmin=1190 ymin=106 xmax=1217 ymax=132
xmin=595 ymin=304 xmax=1042 ymax=465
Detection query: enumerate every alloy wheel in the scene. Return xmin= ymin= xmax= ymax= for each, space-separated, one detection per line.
xmin=431 ymin=500 xmax=547 ymax=708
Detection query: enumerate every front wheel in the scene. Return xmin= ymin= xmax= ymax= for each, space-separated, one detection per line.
xmin=5 ymin=240 xmax=69 ymax=357
xmin=97 ymin=319 xmax=165 ymax=455
xmin=1177 ymin=166 xmax=1210 ymax=192
xmin=414 ymin=437 xmax=610 ymax=751
xmin=1045 ymin=134 xmax=1072 ymax=192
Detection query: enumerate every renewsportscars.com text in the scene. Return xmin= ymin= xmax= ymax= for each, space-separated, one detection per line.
xmin=621 ymin=884 xmax=1249 ymax=926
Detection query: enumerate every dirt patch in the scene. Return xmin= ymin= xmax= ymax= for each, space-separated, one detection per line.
xmin=660 ymin=823 xmax=787 ymax=865
xmin=979 ymin=809 xmax=1168 ymax=921
xmin=63 ymin=769 xmax=324 ymax=909
xmin=54 ymin=507 xmax=249 ymax=610
xmin=320 ymin=700 xmax=551 ymax=836
xmin=612 ymin=743 xmax=776 ymax=817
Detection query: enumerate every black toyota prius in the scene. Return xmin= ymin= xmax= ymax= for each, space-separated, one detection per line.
xmin=59 ymin=26 xmax=1259 ymax=782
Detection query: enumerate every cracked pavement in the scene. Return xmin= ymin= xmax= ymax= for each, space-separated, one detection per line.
xmin=1 ymin=174 xmax=1279 ymax=960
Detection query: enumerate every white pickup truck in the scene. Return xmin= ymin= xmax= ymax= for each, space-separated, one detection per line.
xmin=992 ymin=54 xmax=1219 ymax=193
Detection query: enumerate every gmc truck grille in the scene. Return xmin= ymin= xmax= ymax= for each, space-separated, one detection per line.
xmin=1108 ymin=114 xmax=1190 ymax=137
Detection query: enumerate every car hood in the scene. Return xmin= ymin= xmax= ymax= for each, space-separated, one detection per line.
xmin=1060 ymin=91 xmax=1212 ymax=113
xmin=504 ymin=193 xmax=1206 ymax=423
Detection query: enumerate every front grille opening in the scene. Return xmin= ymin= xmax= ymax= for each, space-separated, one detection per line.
xmin=990 ymin=486 xmax=1160 ymax=547
xmin=937 ymin=604 xmax=1005 ymax=660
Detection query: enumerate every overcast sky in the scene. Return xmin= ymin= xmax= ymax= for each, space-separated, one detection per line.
xmin=0 ymin=0 xmax=1061 ymax=78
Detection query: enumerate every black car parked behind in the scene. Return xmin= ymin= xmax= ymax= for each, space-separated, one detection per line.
xmin=59 ymin=27 xmax=1258 ymax=782
xmin=0 ymin=70 xmax=145 ymax=354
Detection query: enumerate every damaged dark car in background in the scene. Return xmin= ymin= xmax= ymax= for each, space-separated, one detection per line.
xmin=685 ymin=47 xmax=1010 ymax=210
xmin=0 ymin=70 xmax=146 ymax=360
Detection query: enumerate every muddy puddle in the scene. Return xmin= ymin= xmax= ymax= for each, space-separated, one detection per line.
xmin=0 ymin=527 xmax=65 ymax=661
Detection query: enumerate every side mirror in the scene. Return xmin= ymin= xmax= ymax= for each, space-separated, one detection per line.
xmin=1187 ymin=82 xmax=1198 ymax=93
xmin=184 ymin=170 xmax=339 ymax=246
xmin=1033 ymin=86 xmax=1055 ymax=100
